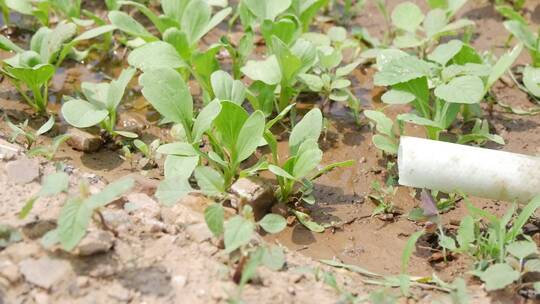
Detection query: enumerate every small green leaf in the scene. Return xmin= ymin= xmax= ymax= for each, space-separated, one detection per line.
xmin=374 ymin=56 xmax=432 ymax=86
xmin=434 ymin=75 xmax=484 ymax=104
xmin=427 ymin=40 xmax=463 ymax=66
xmin=243 ymin=0 xmax=291 ymax=21
xmin=194 ymin=166 xmax=225 ymax=195
xmin=262 ymin=246 xmax=285 ymax=270
xmin=224 ymin=215 xmax=255 ymax=253
xmin=391 ymin=2 xmax=424 ymax=33
xmin=401 ymin=230 xmax=423 ymax=273
xmin=140 ymin=68 xmax=193 ymax=130
xmin=235 ymin=110 xmax=266 ymax=163
xmin=241 ymin=55 xmax=282 ymax=85
xmin=156 ymin=176 xmax=194 ymax=206
xmin=381 ymin=89 xmax=415 ymax=105
xmin=487 ymin=43 xmax=523 ymax=90
xmin=289 ymin=108 xmax=322 ymax=154
xmin=479 ymin=263 xmax=520 ymax=291
xmin=259 ymin=214 xmax=287 ymax=234
xmin=58 ymin=197 xmax=92 ymax=251
xmin=372 ymin=135 xmax=398 ymax=155
xmin=108 ymin=10 xmax=156 ymax=40
xmin=268 ymin=165 xmax=296 ymax=180
xmin=507 ymin=241 xmax=538 ymax=260
xmin=36 ymin=116 xmax=55 ymax=135
xmin=85 ymin=178 xmax=134 ymax=209
xmin=204 ymin=203 xmax=224 ymax=237
xmin=61 ymin=99 xmax=108 ymax=128
xmin=211 ymin=70 xmax=246 ymax=104
xmin=523 ymin=65 xmax=540 ymax=98
xmin=128 ymin=41 xmax=186 ymax=70
xmin=293 ymin=210 xmax=324 ymax=232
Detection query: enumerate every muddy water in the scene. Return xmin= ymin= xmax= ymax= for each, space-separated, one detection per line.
xmin=1 ymin=1 xmax=540 ymax=294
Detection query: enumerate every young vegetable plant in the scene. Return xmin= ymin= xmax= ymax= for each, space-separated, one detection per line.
xmin=61 ymin=67 xmax=137 ymax=138
xmin=242 ymin=35 xmax=317 ymax=114
xmin=385 ymin=1 xmax=473 ymax=54
xmin=239 ymin=0 xmax=328 ymax=33
xmin=19 ymin=171 xmax=70 ymax=219
xmin=42 ymin=178 xmax=134 ymax=251
xmin=298 ymin=27 xmax=362 ymax=120
xmin=374 ymin=40 xmax=521 ymax=142
xmin=503 ymin=20 xmax=540 ymax=99
xmin=0 ymin=22 xmax=115 ymax=113
xmin=6 ymin=115 xmax=55 ymax=148
xmin=437 ymin=196 xmax=540 ymax=292
xmin=266 ymin=108 xmax=353 ymax=232
xmin=113 ymin=0 xmax=231 ymax=99
xmin=364 ymin=109 xmax=402 ymax=155
xmin=369 ymin=180 xmax=399 ymax=218
xmin=2 ymin=0 xmax=85 ymax=26
xmin=205 ymin=204 xmax=287 ymax=298
xmin=137 ymin=68 xmax=266 ymax=205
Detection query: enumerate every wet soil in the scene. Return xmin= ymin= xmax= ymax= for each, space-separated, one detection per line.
xmin=1 ymin=0 xmax=540 ymax=302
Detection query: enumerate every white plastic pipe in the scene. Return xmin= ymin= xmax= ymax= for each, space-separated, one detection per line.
xmin=398 ymin=136 xmax=540 ymax=202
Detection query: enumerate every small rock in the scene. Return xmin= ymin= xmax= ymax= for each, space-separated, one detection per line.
xmin=0 ymin=259 xmax=21 ymax=283
xmin=31 ymin=290 xmax=50 ymax=304
xmin=230 ymin=177 xmax=275 ymax=220
xmin=19 ymin=256 xmax=73 ymax=289
xmin=6 ymin=157 xmax=40 ymax=184
xmin=76 ymin=276 xmax=90 ymax=288
xmin=75 ymin=230 xmax=114 ymax=256
xmin=0 ymin=138 xmax=22 ymax=160
xmin=141 ymin=218 xmax=167 ymax=233
xmin=22 ymin=220 xmax=56 ymax=239
xmin=161 ymin=200 xmax=203 ymax=226
xmin=101 ymin=209 xmax=132 ymax=232
xmin=124 ymin=193 xmax=160 ymax=220
xmin=116 ymin=112 xmax=147 ymax=135
xmin=107 ymin=282 xmax=132 ymax=302
xmin=185 ymin=223 xmax=213 ymax=243
xmin=172 ymin=275 xmax=187 ymax=287
xmin=123 ymin=173 xmax=159 ymax=195
xmin=66 ymin=128 xmax=102 ymax=152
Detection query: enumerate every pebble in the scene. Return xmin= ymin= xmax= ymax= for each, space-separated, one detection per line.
xmin=116 ymin=112 xmax=147 ymax=135
xmin=101 ymin=209 xmax=132 ymax=232
xmin=0 ymin=259 xmax=21 ymax=283
xmin=230 ymin=177 xmax=274 ymax=219
xmin=66 ymin=127 xmax=102 ymax=152
xmin=6 ymin=157 xmax=40 ymax=184
xmin=75 ymin=230 xmax=115 ymax=256
xmin=0 ymin=138 xmax=21 ymax=160
xmin=124 ymin=193 xmax=160 ymax=219
xmin=172 ymin=275 xmax=187 ymax=287
xmin=107 ymin=282 xmax=132 ymax=302
xmin=185 ymin=223 xmax=213 ymax=243
xmin=19 ymin=256 xmax=73 ymax=289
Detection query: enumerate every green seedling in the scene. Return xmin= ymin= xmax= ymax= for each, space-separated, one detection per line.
xmin=205 ymin=203 xmax=287 ymax=299
xmin=133 ymin=138 xmax=161 ymax=168
xmin=266 ymin=108 xmax=353 ymax=231
xmin=6 ymin=115 xmax=54 ymax=148
xmin=434 ymin=196 xmax=540 ymax=292
xmin=42 ymin=178 xmax=134 ymax=251
xmin=369 ymin=180 xmax=398 ymax=217
xmin=374 ymin=40 xmax=521 ymax=141
xmin=138 ymin=67 xmax=266 ymax=204
xmin=242 ymin=35 xmax=317 ymax=113
xmin=298 ymin=27 xmax=362 ymax=120
xmin=238 ymin=0 xmax=328 ymax=33
xmin=27 ymin=133 xmax=71 ymax=160
xmin=19 ymin=171 xmax=69 ymax=219
xmin=0 ymin=22 xmax=115 ymax=113
xmin=220 ymin=32 xmax=255 ymax=80
xmin=61 ymin=67 xmax=137 ymax=138
xmin=364 ymin=109 xmax=402 ymax=155
xmin=384 ymin=1 xmax=473 ymax=54
xmin=503 ymin=20 xmax=540 ymax=99
xmin=2 ymin=0 xmax=87 ymax=26
xmin=112 ymin=0 xmax=231 ymax=99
